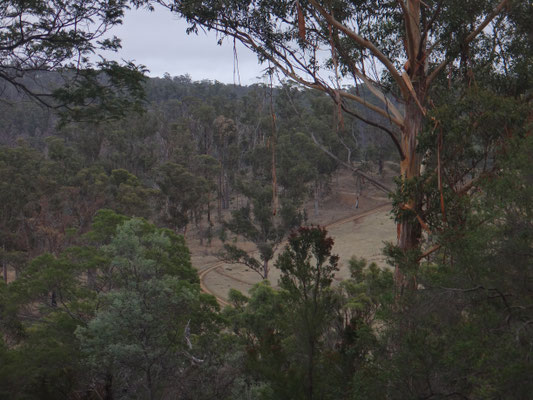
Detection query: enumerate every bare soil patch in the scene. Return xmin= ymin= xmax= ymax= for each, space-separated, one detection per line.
xmin=187 ymin=166 xmax=397 ymax=303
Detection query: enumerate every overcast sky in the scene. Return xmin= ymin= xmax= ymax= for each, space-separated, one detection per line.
xmin=104 ymin=5 xmax=267 ymax=85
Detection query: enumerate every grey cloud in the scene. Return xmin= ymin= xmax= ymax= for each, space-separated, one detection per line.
xmin=104 ymin=6 xmax=265 ymax=84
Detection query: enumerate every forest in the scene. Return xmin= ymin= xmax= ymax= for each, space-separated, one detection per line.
xmin=0 ymin=0 xmax=532 ymax=399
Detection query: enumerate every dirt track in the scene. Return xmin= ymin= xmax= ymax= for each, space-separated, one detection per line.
xmin=198 ymin=202 xmax=395 ymax=306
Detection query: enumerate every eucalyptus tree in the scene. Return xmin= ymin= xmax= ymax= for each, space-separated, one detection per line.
xmin=222 ymin=183 xmax=294 ymax=280
xmin=224 ymin=228 xmax=394 ymax=399
xmin=213 ymin=115 xmax=239 ymax=213
xmin=1 ymin=211 xmax=225 ymax=399
xmin=156 ymin=162 xmax=210 ymax=233
xmin=275 ymin=227 xmax=340 ymax=400
xmin=380 ymin=135 xmax=533 ymax=399
xmin=191 ymin=154 xmax=221 ymax=224
xmin=0 ymin=145 xmax=43 ymax=281
xmin=156 ymin=0 xmax=530 ymax=290
xmin=76 ymin=218 xmax=215 ymax=399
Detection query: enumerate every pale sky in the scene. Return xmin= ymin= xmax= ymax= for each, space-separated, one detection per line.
xmin=104 ymin=4 xmax=267 ymax=84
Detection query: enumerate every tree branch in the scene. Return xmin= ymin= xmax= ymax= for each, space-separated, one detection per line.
xmin=426 ymin=0 xmax=510 ymax=86
xmin=226 ymin=27 xmax=406 ymax=127
xmin=397 ymin=0 xmax=418 ymax=69
xmin=418 ymin=243 xmax=441 ymax=260
xmin=306 ymin=0 xmax=409 ymax=97
xmin=338 ymin=99 xmax=406 ymax=160
xmin=331 ymin=32 xmax=405 ymax=123
xmin=309 ymin=132 xmax=393 ymax=194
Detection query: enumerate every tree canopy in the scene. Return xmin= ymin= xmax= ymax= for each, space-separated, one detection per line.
xmin=1 ymin=0 xmax=146 ymax=121
xmin=0 ymin=0 xmax=531 ymax=395
xmin=159 ymin=0 xmax=532 ymax=290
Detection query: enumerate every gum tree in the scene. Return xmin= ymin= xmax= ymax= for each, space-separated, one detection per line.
xmin=156 ymin=0 xmax=529 ymax=290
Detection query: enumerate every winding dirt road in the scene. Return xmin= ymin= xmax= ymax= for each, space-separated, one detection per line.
xmin=199 ymin=202 xmax=393 ymax=306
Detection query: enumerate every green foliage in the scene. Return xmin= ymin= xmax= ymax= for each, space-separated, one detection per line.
xmin=0 ymin=144 xmax=43 ymax=263
xmin=381 ymin=135 xmax=533 ymax=399
xmin=156 ymin=161 xmax=210 ymax=231
xmin=277 ymin=131 xmax=337 ymax=203
xmin=1 ymin=1 xmax=146 ymax=121
xmin=225 ymin=228 xmax=392 ymax=400
xmin=275 ymin=227 xmax=340 ymax=400
xmin=108 ymin=168 xmax=157 ymax=218
xmin=87 ymin=209 xmax=130 ymax=244
xmin=0 ymin=311 xmax=83 ymax=400
xmin=75 ymin=218 xmax=220 ymax=398
xmin=1 ymin=16 xmax=530 ymax=396
xmin=277 ymin=226 xmax=339 ymax=301
xmin=53 ymin=60 xmax=147 ymax=124
xmin=224 ymin=281 xmax=293 ymax=398
xmin=0 ymin=211 xmax=224 ymax=399
xmin=222 ymin=182 xmax=303 ymax=279
xmin=104 ymin=217 xmax=198 ymax=284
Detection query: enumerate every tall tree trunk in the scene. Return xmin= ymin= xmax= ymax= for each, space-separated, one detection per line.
xmin=307 ymin=338 xmax=315 ymax=400
xmin=271 ymin=121 xmax=278 ymax=215
xmin=207 ymin=193 xmax=211 ymax=224
xmin=314 ymin=182 xmax=319 ymax=216
xmin=2 ymin=245 xmax=7 ymax=283
xmin=217 ymin=170 xmax=223 ymax=221
xmin=396 ymin=84 xmax=424 ymax=293
xmin=263 ymin=259 xmax=269 ymax=280
xmin=146 ymin=367 xmax=155 ymax=400
xmin=223 ymin=173 xmax=230 ymax=209
xmin=394 ymin=0 xmax=425 ymax=293
xmin=104 ymin=373 xmax=113 ymax=400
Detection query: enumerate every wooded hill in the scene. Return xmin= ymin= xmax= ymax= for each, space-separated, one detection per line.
xmin=0 ymin=74 xmax=396 ymax=272
xmin=0 ymin=0 xmax=532 ymax=395
xmin=0 ymin=67 xmax=531 ymax=399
